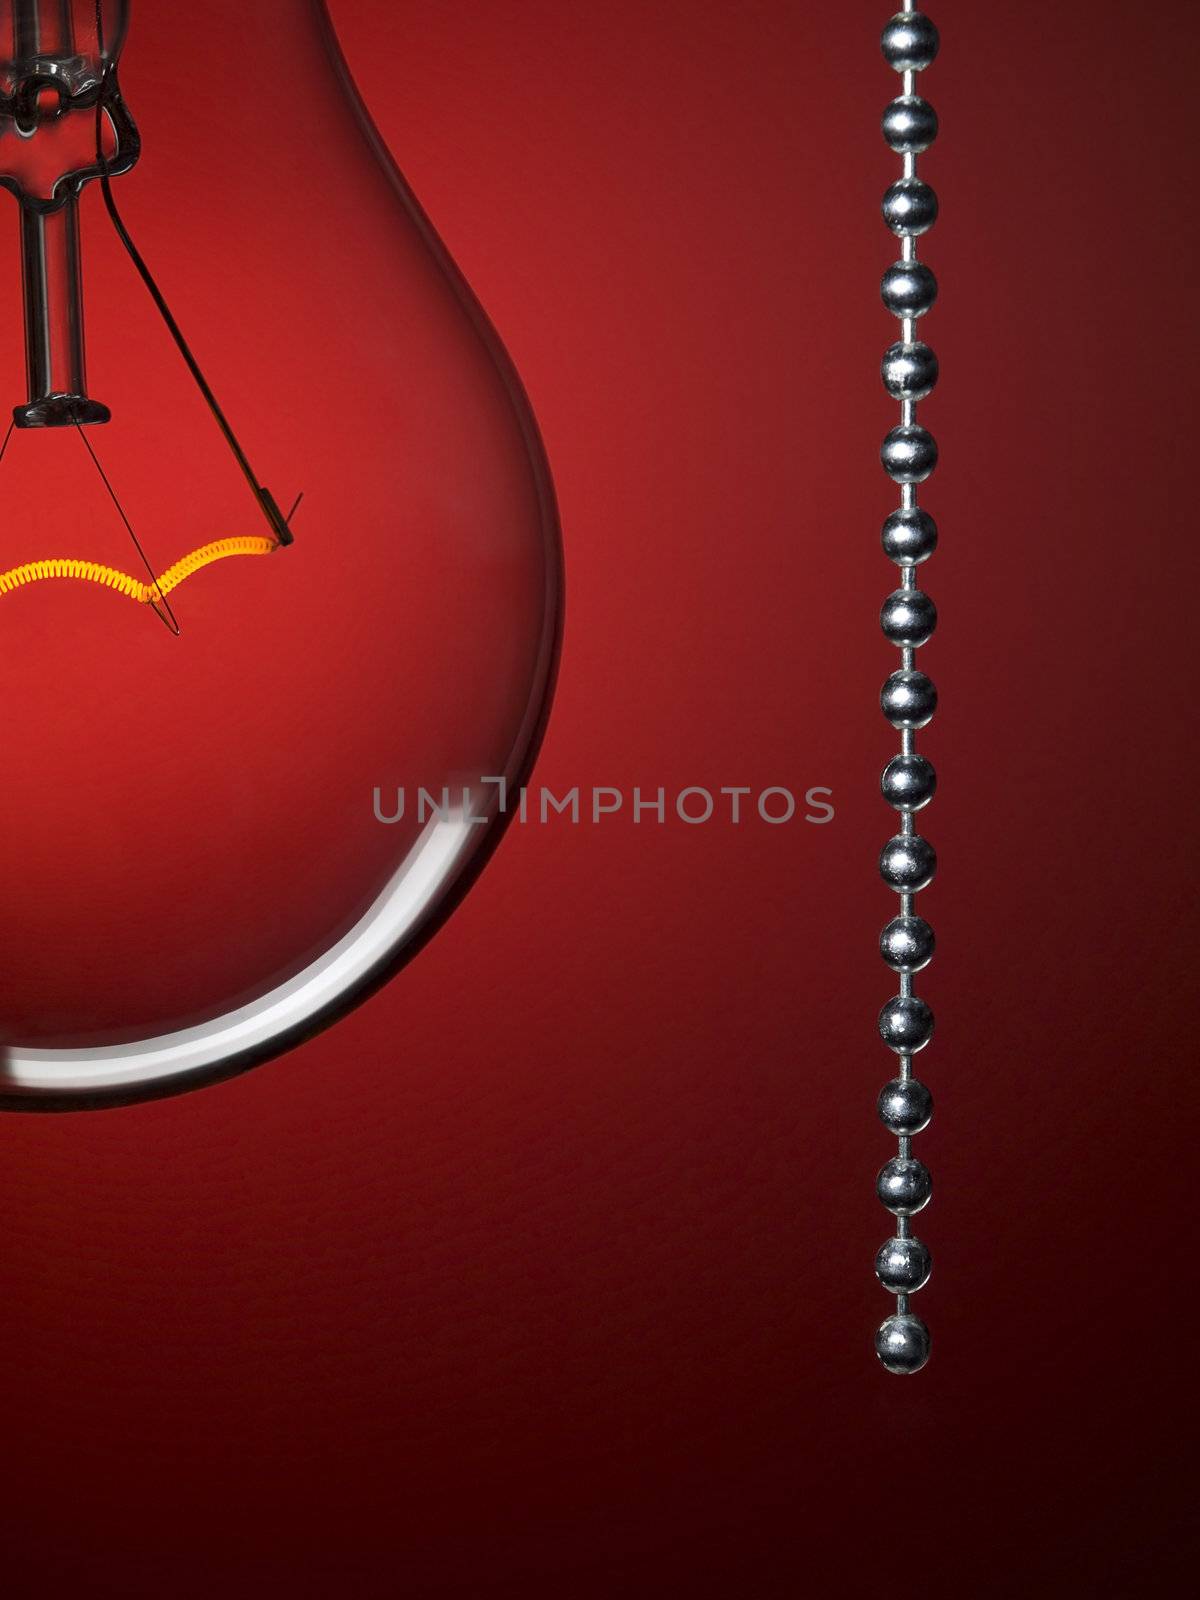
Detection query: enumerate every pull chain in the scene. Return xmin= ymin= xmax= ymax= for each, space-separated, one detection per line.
xmin=874 ymin=5 xmax=940 ymax=1375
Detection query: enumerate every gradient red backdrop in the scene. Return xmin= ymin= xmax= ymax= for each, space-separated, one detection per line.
xmin=1 ymin=1 xmax=1195 ymax=1593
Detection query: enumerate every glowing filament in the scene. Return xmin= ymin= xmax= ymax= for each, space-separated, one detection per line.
xmin=0 ymin=535 xmax=279 ymax=607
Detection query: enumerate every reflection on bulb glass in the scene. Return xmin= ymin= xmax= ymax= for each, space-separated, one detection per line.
xmin=0 ymin=0 xmax=562 ymax=1106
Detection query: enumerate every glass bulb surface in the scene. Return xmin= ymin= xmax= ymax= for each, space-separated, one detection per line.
xmin=0 ymin=0 xmax=562 ymax=1106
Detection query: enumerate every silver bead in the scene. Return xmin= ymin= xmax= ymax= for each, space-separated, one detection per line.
xmin=880 ymin=258 xmax=937 ymax=319
xmin=881 ymin=753 xmax=936 ymax=809
xmin=877 ymin=1075 xmax=933 ymax=1134
xmin=880 ymin=12 xmax=939 ymax=73
xmin=881 ymin=340 xmax=938 ymax=401
xmin=879 ymin=914 xmax=935 ymax=971
xmin=881 ymin=587 xmax=936 ymax=647
xmin=881 ymin=669 xmax=937 ymax=728
xmin=881 ymin=507 xmax=937 ymax=566
xmin=882 ymin=94 xmax=938 ymax=153
xmin=877 ymin=1156 xmax=932 ymax=1215
xmin=875 ymin=1235 xmax=932 ymax=1294
xmin=882 ymin=178 xmax=938 ymax=237
xmin=879 ymin=832 xmax=936 ymax=892
xmin=881 ymin=425 xmax=938 ymax=484
xmin=875 ymin=1312 xmax=931 ymax=1374
xmin=878 ymin=995 xmax=934 ymax=1053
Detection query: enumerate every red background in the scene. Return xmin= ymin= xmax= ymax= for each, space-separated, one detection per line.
xmin=1 ymin=0 xmax=1196 ymax=1592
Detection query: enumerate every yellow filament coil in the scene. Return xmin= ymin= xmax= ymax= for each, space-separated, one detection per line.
xmin=0 ymin=535 xmax=278 ymax=606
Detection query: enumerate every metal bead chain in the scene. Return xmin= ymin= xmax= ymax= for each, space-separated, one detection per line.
xmin=874 ymin=3 xmax=939 ymax=1376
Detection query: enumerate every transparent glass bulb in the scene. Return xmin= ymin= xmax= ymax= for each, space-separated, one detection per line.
xmin=0 ymin=0 xmax=562 ymax=1106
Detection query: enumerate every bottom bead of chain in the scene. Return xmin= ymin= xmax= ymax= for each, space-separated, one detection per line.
xmin=875 ymin=1312 xmax=931 ymax=1375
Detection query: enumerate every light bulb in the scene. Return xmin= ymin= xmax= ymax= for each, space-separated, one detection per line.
xmin=0 ymin=1 xmax=562 ymax=1106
